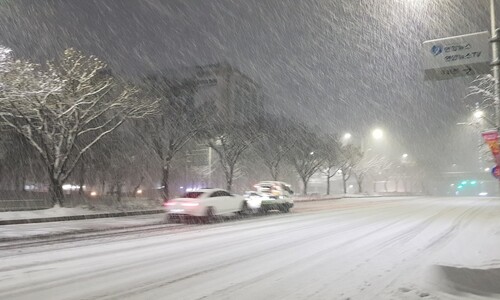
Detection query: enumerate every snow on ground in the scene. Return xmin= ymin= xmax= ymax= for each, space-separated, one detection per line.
xmin=0 ymin=206 xmax=100 ymax=221
xmin=0 ymin=199 xmax=162 ymax=221
xmin=0 ymin=197 xmax=499 ymax=300
xmin=0 ymin=214 xmax=165 ymax=239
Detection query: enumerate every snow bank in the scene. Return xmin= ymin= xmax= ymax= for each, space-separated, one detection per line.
xmin=0 ymin=206 xmax=98 ymax=221
xmin=433 ymin=265 xmax=500 ymax=296
xmin=0 ymin=197 xmax=162 ymax=221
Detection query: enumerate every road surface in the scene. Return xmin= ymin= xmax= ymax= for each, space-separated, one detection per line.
xmin=0 ymin=197 xmax=499 ymax=300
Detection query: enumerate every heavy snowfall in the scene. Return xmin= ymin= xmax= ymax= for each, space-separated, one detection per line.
xmin=1 ymin=1 xmax=500 ymax=299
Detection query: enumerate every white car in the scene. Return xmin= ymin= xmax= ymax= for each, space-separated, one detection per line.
xmin=244 ymin=191 xmax=266 ymax=211
xmin=253 ymin=181 xmax=294 ymax=213
xmin=164 ymin=188 xmax=250 ymax=222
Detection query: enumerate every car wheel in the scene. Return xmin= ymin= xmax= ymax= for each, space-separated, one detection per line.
xmin=279 ymin=204 xmax=290 ymax=213
xmin=239 ymin=201 xmax=252 ymax=217
xmin=205 ymin=206 xmax=216 ymax=223
xmin=163 ymin=214 xmax=171 ymax=224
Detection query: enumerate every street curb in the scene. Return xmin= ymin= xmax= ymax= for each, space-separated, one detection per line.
xmin=294 ymin=197 xmax=343 ymax=202
xmin=0 ymin=209 xmax=164 ymax=225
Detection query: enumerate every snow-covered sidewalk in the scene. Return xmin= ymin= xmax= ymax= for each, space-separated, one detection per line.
xmin=0 ymin=214 xmax=165 ymax=240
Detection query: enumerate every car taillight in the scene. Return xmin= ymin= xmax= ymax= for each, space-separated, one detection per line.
xmin=164 ymin=202 xmax=176 ymax=206
xmin=181 ymin=202 xmax=199 ymax=207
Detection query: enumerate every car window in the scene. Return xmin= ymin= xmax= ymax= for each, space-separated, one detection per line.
xmin=210 ymin=191 xmax=222 ymax=197
xmin=182 ymin=192 xmax=204 ymax=198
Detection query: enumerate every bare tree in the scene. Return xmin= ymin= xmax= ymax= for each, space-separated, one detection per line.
xmin=203 ymin=120 xmax=258 ymax=191
xmin=0 ymin=47 xmax=157 ymax=206
xmin=287 ymin=125 xmax=325 ymax=195
xmin=253 ymin=116 xmax=297 ymax=181
xmin=352 ymin=154 xmax=390 ymax=194
xmin=140 ymin=76 xmax=200 ymax=198
xmin=338 ymin=145 xmax=363 ymax=194
xmin=320 ymin=134 xmax=341 ymax=195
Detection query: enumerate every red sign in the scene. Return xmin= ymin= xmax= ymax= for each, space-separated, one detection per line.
xmin=482 ymin=130 xmax=500 ymax=165
xmin=492 ymin=166 xmax=500 ymax=179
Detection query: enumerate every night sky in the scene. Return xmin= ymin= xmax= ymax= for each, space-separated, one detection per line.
xmin=0 ymin=0 xmax=494 ymax=171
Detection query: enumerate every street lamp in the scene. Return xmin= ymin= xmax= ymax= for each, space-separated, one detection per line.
xmin=474 ymin=110 xmax=484 ymax=120
xmin=372 ymin=128 xmax=384 ymax=140
xmin=343 ymin=133 xmax=352 ymax=140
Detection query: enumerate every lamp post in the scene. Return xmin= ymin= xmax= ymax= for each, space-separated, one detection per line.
xmin=490 ymin=0 xmax=500 ymax=131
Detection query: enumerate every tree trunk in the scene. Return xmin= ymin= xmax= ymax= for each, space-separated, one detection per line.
xmin=49 ymin=178 xmax=64 ymax=207
xmin=270 ymin=163 xmax=279 ymax=181
xmin=78 ymin=163 xmax=85 ymax=195
xmin=22 ymin=176 xmax=26 ymax=192
xmin=101 ymin=179 xmax=106 ymax=195
xmin=357 ymin=179 xmax=363 ymax=193
xmin=342 ymin=172 xmax=347 ymax=194
xmin=326 ymin=176 xmax=331 ymax=195
xmin=326 ymin=168 xmax=331 ymax=195
xmin=116 ymin=182 xmax=123 ymax=202
xmin=132 ymin=176 xmax=144 ymax=197
xmin=226 ymin=167 xmax=234 ymax=192
xmin=162 ymin=164 xmax=170 ymax=199
xmin=302 ymin=177 xmax=308 ymax=195
xmin=15 ymin=174 xmax=22 ymax=191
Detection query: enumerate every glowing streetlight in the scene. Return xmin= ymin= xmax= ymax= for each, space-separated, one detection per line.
xmin=402 ymin=153 xmax=408 ymax=159
xmin=474 ymin=110 xmax=484 ymax=119
xmin=372 ymin=128 xmax=384 ymax=140
xmin=343 ymin=133 xmax=352 ymax=140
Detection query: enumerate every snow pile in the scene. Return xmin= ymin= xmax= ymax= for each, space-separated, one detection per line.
xmin=0 ymin=198 xmax=162 ymax=221
xmin=0 ymin=206 xmax=96 ymax=221
xmin=432 ymin=265 xmax=500 ymax=296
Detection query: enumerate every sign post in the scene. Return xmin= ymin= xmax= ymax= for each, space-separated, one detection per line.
xmin=423 ymin=31 xmax=491 ymax=81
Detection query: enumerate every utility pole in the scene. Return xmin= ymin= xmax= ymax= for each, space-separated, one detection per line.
xmin=491 ymin=0 xmax=500 ymax=130
xmin=491 ymin=0 xmax=500 ymax=195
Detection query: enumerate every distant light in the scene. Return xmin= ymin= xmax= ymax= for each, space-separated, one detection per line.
xmin=136 ymin=189 xmax=143 ymax=194
xmin=180 ymin=186 xmax=184 ymax=189
xmin=479 ymin=192 xmax=488 ymax=196
xmin=457 ymin=185 xmax=464 ymax=189
xmin=402 ymin=153 xmax=408 ymax=158
xmin=90 ymin=191 xmax=97 ymax=197
xmin=343 ymin=133 xmax=352 ymax=140
xmin=485 ymin=167 xmax=491 ymax=172
xmin=470 ymin=181 xmax=477 ymax=185
xmin=461 ymin=181 xmax=468 ymax=185
xmin=349 ymin=185 xmax=354 ymax=188
xmin=450 ymin=184 xmax=455 ymax=187
xmin=474 ymin=110 xmax=484 ymax=119
xmin=310 ymin=151 xmax=314 ymax=155
xmin=63 ymin=184 xmax=80 ymax=191
xmin=372 ymin=128 xmax=384 ymax=140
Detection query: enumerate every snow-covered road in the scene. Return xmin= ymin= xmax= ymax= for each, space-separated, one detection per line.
xmin=0 ymin=197 xmax=499 ymax=300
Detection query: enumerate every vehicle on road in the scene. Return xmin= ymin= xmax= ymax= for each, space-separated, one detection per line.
xmin=243 ymin=191 xmax=277 ymax=211
xmin=253 ymin=181 xmax=294 ymax=213
xmin=164 ymin=188 xmax=250 ymax=222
